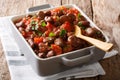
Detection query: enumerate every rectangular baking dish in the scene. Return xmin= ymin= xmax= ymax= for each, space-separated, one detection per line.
xmin=10 ymin=4 xmax=109 ymax=76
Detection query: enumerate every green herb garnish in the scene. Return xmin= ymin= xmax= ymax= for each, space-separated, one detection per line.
xmin=78 ymin=22 xmax=86 ymax=30
xmin=30 ymin=20 xmax=37 ymax=25
xmin=49 ymin=32 xmax=56 ymax=37
xmin=78 ymin=13 xmax=82 ymax=18
xmin=35 ymin=25 xmax=39 ymax=30
xmin=31 ymin=26 xmax=35 ymax=30
xmin=78 ymin=22 xmax=82 ymax=26
xmin=41 ymin=21 xmax=47 ymax=27
xmin=36 ymin=30 xmax=42 ymax=36
xmin=96 ymin=31 xmax=101 ymax=35
xmin=59 ymin=29 xmax=66 ymax=36
xmin=31 ymin=20 xmax=39 ymax=31
xmin=31 ymin=25 xmax=39 ymax=31
xmin=33 ymin=30 xmax=43 ymax=36
xmin=81 ymin=26 xmax=86 ymax=30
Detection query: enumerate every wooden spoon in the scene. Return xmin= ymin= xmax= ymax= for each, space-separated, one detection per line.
xmin=75 ymin=25 xmax=113 ymax=52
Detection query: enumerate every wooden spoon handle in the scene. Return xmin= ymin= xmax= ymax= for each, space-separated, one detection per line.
xmin=80 ymin=35 xmax=113 ymax=52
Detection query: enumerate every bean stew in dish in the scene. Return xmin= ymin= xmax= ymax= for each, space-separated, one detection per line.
xmin=14 ymin=6 xmax=105 ymax=58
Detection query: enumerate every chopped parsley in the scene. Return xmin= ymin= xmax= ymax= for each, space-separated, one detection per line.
xmin=30 ymin=20 xmax=39 ymax=31
xmin=78 ymin=22 xmax=86 ymax=30
xmin=41 ymin=21 xmax=47 ymax=27
xmin=49 ymin=32 xmax=56 ymax=37
xmin=96 ymin=31 xmax=101 ymax=35
xmin=78 ymin=21 xmax=82 ymax=26
xmin=78 ymin=13 xmax=82 ymax=19
xmin=30 ymin=20 xmax=37 ymax=25
xmin=31 ymin=25 xmax=39 ymax=31
xmin=59 ymin=29 xmax=66 ymax=36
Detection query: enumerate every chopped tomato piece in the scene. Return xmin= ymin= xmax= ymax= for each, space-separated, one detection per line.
xmin=61 ymin=21 xmax=73 ymax=32
xmin=52 ymin=8 xmax=60 ymax=12
xmin=34 ymin=37 xmax=43 ymax=44
xmin=67 ymin=8 xmax=79 ymax=16
xmin=52 ymin=6 xmax=67 ymax=12
xmin=46 ymin=22 xmax=54 ymax=31
xmin=44 ymin=30 xmax=50 ymax=36
xmin=25 ymin=20 xmax=30 ymax=25
xmin=60 ymin=6 xmax=67 ymax=12
xmin=51 ymin=44 xmax=62 ymax=55
xmin=51 ymin=6 xmax=67 ymax=16
xmin=52 ymin=16 xmax=59 ymax=22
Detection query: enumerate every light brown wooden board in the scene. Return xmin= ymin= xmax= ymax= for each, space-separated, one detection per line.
xmin=0 ymin=0 xmax=120 ymax=80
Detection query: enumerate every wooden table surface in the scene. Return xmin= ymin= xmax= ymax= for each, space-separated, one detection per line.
xmin=0 ymin=0 xmax=120 ymax=80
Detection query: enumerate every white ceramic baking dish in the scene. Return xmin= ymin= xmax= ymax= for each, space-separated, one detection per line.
xmin=10 ymin=4 xmax=108 ymax=76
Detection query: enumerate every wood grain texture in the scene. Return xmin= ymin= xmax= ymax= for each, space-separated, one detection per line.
xmin=90 ymin=1 xmax=120 ymax=80
xmin=0 ymin=0 xmax=34 ymax=16
xmin=92 ymin=0 xmax=120 ymax=53
xmin=0 ymin=0 xmax=120 ymax=80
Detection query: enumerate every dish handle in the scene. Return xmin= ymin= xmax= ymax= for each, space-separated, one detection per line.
xmin=61 ymin=49 xmax=94 ymax=67
xmin=26 ymin=4 xmax=54 ymax=13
